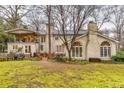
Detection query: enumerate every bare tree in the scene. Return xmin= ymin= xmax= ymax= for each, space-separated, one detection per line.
xmin=110 ymin=5 xmax=124 ymax=49
xmin=46 ymin=5 xmax=52 ymax=54
xmin=0 ymin=5 xmax=30 ymax=29
xmin=92 ymin=5 xmax=113 ymax=30
xmin=26 ymin=6 xmax=46 ymax=31
xmin=53 ymin=5 xmax=95 ymax=61
xmin=27 ymin=5 xmax=53 ymax=54
xmin=38 ymin=5 xmax=52 ymax=54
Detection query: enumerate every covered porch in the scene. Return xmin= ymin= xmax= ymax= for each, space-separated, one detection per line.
xmin=7 ymin=42 xmax=39 ymax=57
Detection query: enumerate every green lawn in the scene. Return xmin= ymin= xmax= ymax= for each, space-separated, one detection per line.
xmin=0 ymin=60 xmax=124 ymax=88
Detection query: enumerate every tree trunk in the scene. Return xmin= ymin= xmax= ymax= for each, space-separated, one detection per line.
xmin=47 ymin=5 xmax=51 ymax=55
xmin=85 ymin=33 xmax=90 ymax=60
xmin=68 ymin=51 xmax=72 ymax=61
xmin=117 ymin=31 xmax=121 ymax=50
xmin=66 ymin=48 xmax=72 ymax=61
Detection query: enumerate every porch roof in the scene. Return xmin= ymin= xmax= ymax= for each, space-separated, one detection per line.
xmin=5 ymin=28 xmax=41 ymax=35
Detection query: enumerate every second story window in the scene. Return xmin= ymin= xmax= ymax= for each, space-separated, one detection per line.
xmin=41 ymin=36 xmax=45 ymax=43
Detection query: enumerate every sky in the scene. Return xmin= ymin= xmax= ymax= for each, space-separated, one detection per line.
xmin=0 ymin=0 xmax=124 ymax=5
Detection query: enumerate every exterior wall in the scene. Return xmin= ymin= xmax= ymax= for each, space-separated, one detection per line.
xmin=72 ymin=36 xmax=88 ymax=60
xmin=68 ymin=33 xmax=117 ymax=60
xmin=87 ymin=34 xmax=100 ymax=59
xmin=52 ymin=35 xmax=88 ymax=60
xmin=6 ymin=24 xmax=117 ymax=60
xmin=85 ymin=21 xmax=117 ymax=60
xmin=50 ymin=34 xmax=55 ymax=53
xmin=86 ymin=34 xmax=117 ymax=60
xmin=97 ymin=35 xmax=117 ymax=60
xmin=7 ymin=42 xmax=39 ymax=55
xmin=45 ymin=33 xmax=117 ymax=60
xmin=39 ymin=35 xmax=47 ymax=53
xmin=45 ymin=34 xmax=49 ymax=53
xmin=51 ymin=35 xmax=65 ymax=54
xmin=7 ymin=33 xmax=117 ymax=60
xmin=86 ymin=21 xmax=100 ymax=60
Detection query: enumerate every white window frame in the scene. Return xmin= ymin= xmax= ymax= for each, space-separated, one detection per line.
xmin=71 ymin=46 xmax=83 ymax=58
xmin=56 ymin=45 xmax=64 ymax=54
xmin=25 ymin=45 xmax=31 ymax=53
xmin=100 ymin=46 xmax=111 ymax=58
xmin=41 ymin=36 xmax=45 ymax=43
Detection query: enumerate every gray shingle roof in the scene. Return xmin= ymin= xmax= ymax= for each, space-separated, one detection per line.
xmin=52 ymin=30 xmax=88 ymax=35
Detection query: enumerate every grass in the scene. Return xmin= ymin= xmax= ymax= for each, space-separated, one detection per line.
xmin=0 ymin=60 xmax=124 ymax=87
xmin=48 ymin=58 xmax=89 ymax=65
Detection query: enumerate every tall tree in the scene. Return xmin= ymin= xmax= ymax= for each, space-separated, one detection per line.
xmin=110 ymin=6 xmax=124 ymax=49
xmin=91 ymin=5 xmax=113 ymax=30
xmin=38 ymin=5 xmax=52 ymax=54
xmin=26 ymin=6 xmax=45 ymax=31
xmin=27 ymin=5 xmax=53 ymax=54
xmin=53 ymin=5 xmax=95 ymax=61
xmin=47 ymin=5 xmax=52 ymax=54
xmin=0 ymin=5 xmax=30 ymax=29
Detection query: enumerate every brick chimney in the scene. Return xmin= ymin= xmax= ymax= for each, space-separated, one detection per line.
xmin=88 ymin=21 xmax=98 ymax=35
xmin=86 ymin=21 xmax=99 ymax=60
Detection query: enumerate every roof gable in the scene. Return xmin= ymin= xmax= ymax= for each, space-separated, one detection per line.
xmin=97 ymin=33 xmax=118 ymax=43
xmin=73 ymin=32 xmax=118 ymax=43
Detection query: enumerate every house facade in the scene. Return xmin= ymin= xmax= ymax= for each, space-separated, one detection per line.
xmin=6 ymin=21 xmax=118 ymax=60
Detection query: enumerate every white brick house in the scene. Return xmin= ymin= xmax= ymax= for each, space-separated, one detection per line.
xmin=5 ymin=21 xmax=118 ymax=60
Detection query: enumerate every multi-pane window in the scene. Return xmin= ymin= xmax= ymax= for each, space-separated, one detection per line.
xmin=100 ymin=41 xmax=111 ymax=57
xmin=56 ymin=45 xmax=64 ymax=53
xmin=72 ymin=42 xmax=83 ymax=58
xmin=25 ymin=45 xmax=31 ymax=53
xmin=40 ymin=45 xmax=44 ymax=51
xmin=41 ymin=36 xmax=45 ymax=43
xmin=72 ymin=46 xmax=82 ymax=57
